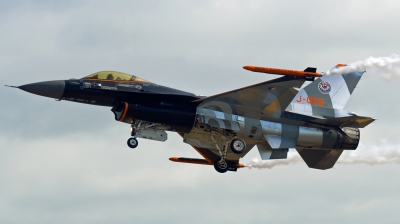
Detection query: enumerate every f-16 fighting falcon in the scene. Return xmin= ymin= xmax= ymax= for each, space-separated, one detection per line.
xmin=8 ymin=64 xmax=374 ymax=173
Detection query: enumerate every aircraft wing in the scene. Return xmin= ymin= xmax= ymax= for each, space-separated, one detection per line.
xmin=193 ymin=76 xmax=306 ymax=119
xmin=172 ymin=133 xmax=248 ymax=171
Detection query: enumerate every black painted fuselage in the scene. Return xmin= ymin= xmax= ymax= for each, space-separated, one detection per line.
xmin=20 ymin=77 xmax=202 ymax=133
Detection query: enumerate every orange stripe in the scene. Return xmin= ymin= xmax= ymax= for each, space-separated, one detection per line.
xmin=119 ymin=102 xmax=129 ymax=122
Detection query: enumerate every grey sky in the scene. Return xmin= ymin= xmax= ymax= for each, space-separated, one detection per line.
xmin=1 ymin=1 xmax=400 ymax=223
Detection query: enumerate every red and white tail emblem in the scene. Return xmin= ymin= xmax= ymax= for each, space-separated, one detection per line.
xmin=318 ymin=81 xmax=331 ymax=94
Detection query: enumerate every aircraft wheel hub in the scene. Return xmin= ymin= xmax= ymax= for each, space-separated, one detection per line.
xmin=230 ymin=138 xmax=246 ymax=154
xmin=127 ymin=138 xmax=138 ymax=148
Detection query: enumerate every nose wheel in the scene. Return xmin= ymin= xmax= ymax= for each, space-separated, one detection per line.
xmin=127 ymin=137 xmax=138 ymax=148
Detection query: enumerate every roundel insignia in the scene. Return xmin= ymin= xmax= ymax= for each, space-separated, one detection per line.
xmin=318 ymin=81 xmax=331 ymax=94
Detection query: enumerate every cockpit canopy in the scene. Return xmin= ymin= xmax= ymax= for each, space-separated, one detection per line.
xmin=83 ymin=71 xmax=149 ymax=82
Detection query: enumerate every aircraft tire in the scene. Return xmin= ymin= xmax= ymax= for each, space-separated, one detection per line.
xmin=127 ymin=138 xmax=138 ymax=148
xmin=214 ymin=159 xmax=229 ymax=173
xmin=230 ymin=138 xmax=246 ymax=154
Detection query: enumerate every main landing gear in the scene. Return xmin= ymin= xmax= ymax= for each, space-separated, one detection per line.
xmin=230 ymin=138 xmax=246 ymax=154
xmin=210 ymin=132 xmax=246 ymax=173
xmin=214 ymin=159 xmax=229 ymax=173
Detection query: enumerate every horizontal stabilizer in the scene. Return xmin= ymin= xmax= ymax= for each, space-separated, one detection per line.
xmin=296 ymin=148 xmax=343 ymax=170
xmin=310 ymin=115 xmax=375 ymax=128
xmin=282 ymin=111 xmax=375 ymax=128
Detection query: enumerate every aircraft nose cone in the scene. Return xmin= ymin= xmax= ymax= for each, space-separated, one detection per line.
xmin=19 ymin=80 xmax=65 ymax=99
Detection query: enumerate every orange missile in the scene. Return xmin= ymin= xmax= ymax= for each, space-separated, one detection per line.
xmin=169 ymin=157 xmax=212 ymax=165
xmin=169 ymin=157 xmax=245 ymax=168
xmin=243 ymin=65 xmax=322 ymax=77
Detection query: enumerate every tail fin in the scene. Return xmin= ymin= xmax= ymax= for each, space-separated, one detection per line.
xmin=292 ymin=64 xmax=364 ymax=110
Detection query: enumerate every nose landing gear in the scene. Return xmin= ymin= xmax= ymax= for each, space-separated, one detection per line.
xmin=127 ymin=122 xmax=140 ymax=148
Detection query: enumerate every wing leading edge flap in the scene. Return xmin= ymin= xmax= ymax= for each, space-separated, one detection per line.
xmin=296 ymin=148 xmax=343 ymax=170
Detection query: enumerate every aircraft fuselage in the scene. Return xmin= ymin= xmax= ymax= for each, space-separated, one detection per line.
xmin=20 ymin=78 xmax=201 ymax=133
xmin=12 ymin=67 xmax=374 ymax=173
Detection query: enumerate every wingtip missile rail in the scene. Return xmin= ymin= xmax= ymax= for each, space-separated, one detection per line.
xmin=243 ymin=65 xmax=324 ymax=78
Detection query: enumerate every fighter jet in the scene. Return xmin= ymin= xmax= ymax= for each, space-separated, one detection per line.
xmin=8 ymin=64 xmax=374 ymax=173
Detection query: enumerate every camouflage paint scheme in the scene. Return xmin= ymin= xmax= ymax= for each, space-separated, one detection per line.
xmin=185 ymin=65 xmax=373 ymax=170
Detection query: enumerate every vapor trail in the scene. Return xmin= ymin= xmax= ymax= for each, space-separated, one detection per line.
xmin=246 ymin=154 xmax=302 ymax=169
xmin=246 ymin=143 xmax=400 ymax=169
xmin=326 ymin=54 xmax=400 ymax=80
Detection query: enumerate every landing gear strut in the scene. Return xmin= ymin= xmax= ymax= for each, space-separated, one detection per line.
xmin=127 ymin=122 xmax=141 ymax=148
xmin=209 ymin=132 xmax=246 ymax=173
xmin=210 ymin=132 xmax=231 ymax=173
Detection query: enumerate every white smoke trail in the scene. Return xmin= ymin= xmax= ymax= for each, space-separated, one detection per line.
xmin=246 ymin=142 xmax=400 ymax=169
xmin=325 ymin=54 xmax=400 ymax=80
xmin=246 ymin=153 xmax=302 ymax=169
xmin=337 ymin=147 xmax=400 ymax=165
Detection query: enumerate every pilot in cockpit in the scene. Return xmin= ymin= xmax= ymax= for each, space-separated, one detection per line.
xmin=106 ymin=74 xmax=114 ymax=80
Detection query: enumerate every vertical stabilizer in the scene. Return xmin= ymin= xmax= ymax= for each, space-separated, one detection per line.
xmin=290 ymin=65 xmax=364 ymax=110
